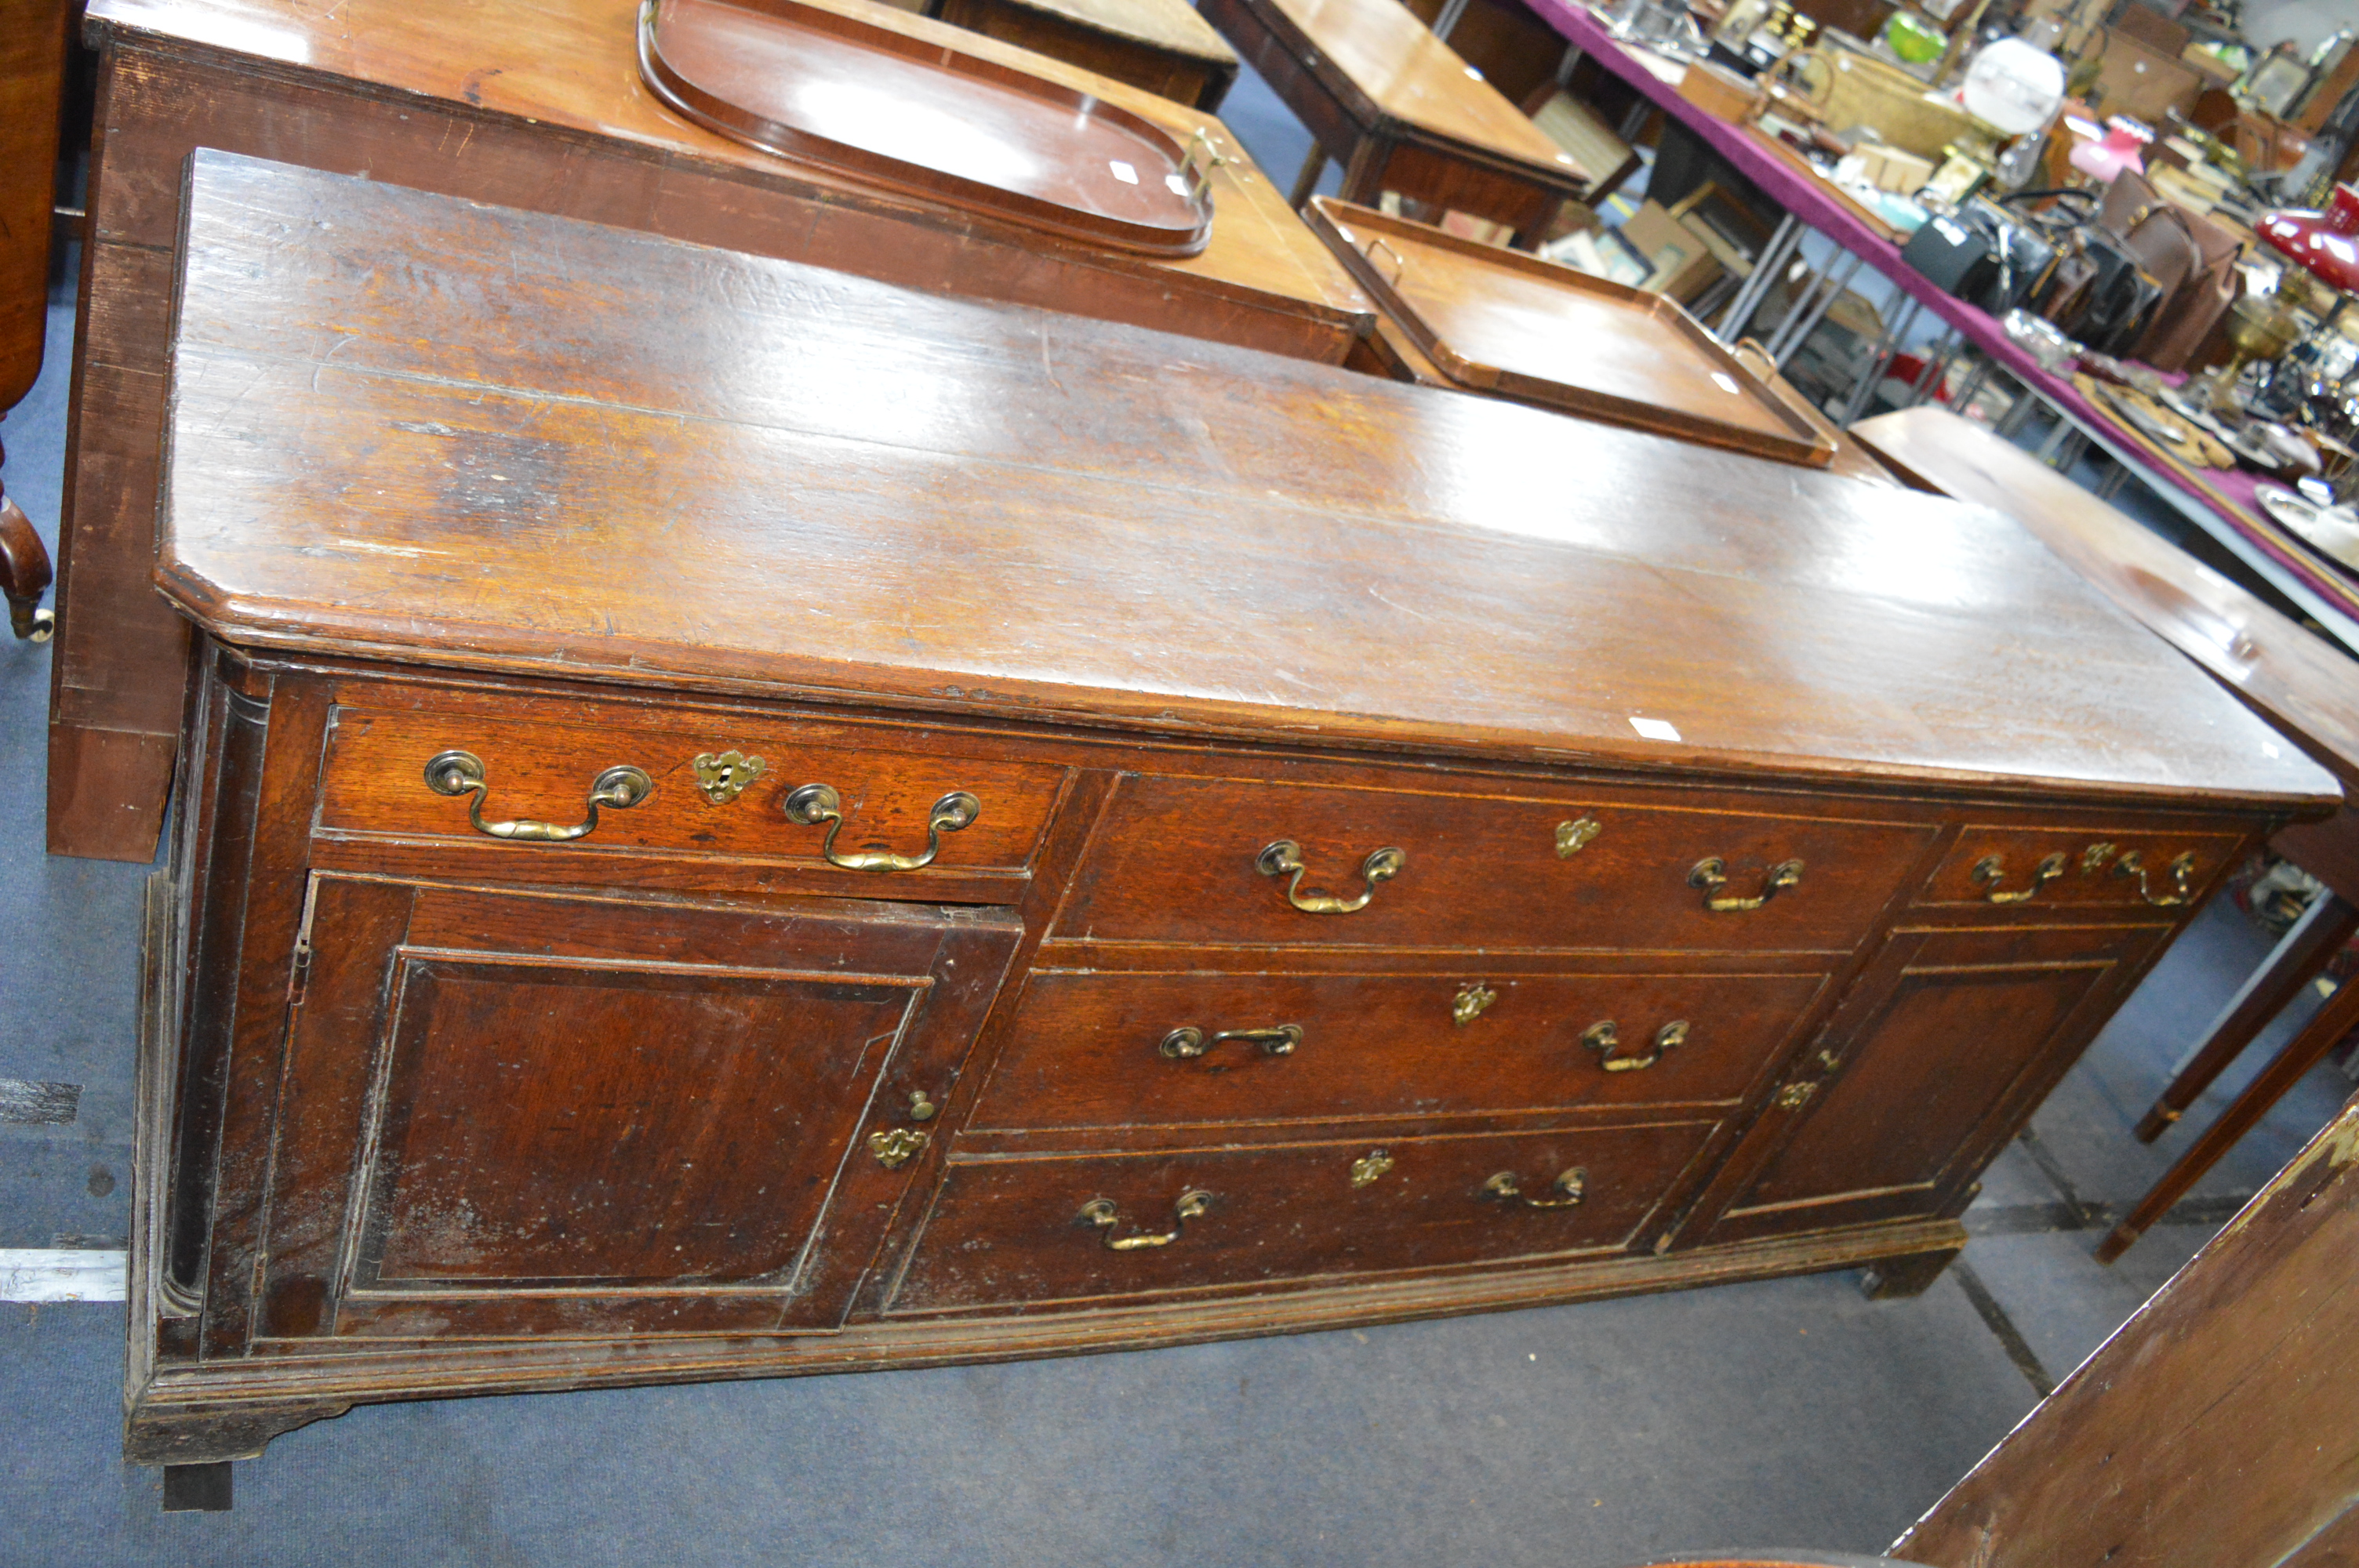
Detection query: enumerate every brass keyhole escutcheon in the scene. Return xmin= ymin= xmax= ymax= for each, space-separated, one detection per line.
xmin=1452 ymin=981 xmax=1498 ymax=1027
xmin=692 ymin=749 xmax=766 ymax=804
xmin=1350 ymin=1149 xmax=1394 ymax=1189
xmin=1555 ymin=816 xmax=1601 ymax=857
xmin=867 ymin=1127 xmax=929 ymax=1169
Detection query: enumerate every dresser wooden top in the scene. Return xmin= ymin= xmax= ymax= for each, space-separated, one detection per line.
xmin=157 ymin=154 xmax=2334 ymax=811
xmin=85 ymin=0 xmax=1361 ymax=318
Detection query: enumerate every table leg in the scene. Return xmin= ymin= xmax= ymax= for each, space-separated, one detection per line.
xmin=1335 ymin=137 xmax=1388 ymax=208
xmin=1714 ymin=214 xmax=1798 ymax=343
xmin=2135 ymin=892 xmax=2359 ymax=1143
xmin=1834 ymin=295 xmax=1918 ymax=426
xmin=2095 ymin=967 xmax=2359 ymax=1264
xmin=1288 ymin=146 xmax=1328 ymax=210
xmin=1903 ymin=330 xmax=1957 ymax=408
xmin=2034 ymin=410 xmax=2074 ymax=462
xmin=1766 ymin=249 xmax=1862 ymax=369
xmin=1431 ymin=0 xmax=1472 ymax=42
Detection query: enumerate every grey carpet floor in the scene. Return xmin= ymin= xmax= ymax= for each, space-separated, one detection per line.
xmin=5 ymin=60 xmax=2354 ymax=1560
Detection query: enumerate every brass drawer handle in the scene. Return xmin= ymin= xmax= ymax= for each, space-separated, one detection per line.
xmin=1159 ymin=1024 xmax=1303 ymax=1060
xmin=783 ymin=782 xmax=980 ymax=872
xmin=1256 ymin=840 xmax=1406 ymax=914
xmin=2113 ymin=849 xmax=2196 ymax=907
xmin=1688 ymin=856 xmax=1804 ymax=912
xmin=1972 ymin=851 xmax=2066 ymax=904
xmin=423 ymin=750 xmax=653 ymax=843
xmin=1582 ymin=1019 xmax=1688 ymax=1073
xmin=1482 ymin=1168 xmax=1586 ymax=1209
xmin=1079 ymin=1189 xmax=1212 ymax=1250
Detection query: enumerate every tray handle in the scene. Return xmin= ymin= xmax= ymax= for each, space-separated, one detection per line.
xmin=1361 ymin=235 xmax=1407 ymax=288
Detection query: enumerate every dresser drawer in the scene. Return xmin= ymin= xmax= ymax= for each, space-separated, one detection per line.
xmin=319 ymin=705 xmax=1067 ymax=874
xmin=969 ymin=968 xmax=1830 ymax=1133
xmin=1054 ymin=775 xmax=1938 ymax=950
xmin=1917 ymin=827 xmax=2245 ymax=911
xmin=890 ymin=1120 xmax=1717 ymax=1311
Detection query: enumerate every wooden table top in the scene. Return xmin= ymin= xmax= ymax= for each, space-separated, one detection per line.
xmin=158 ymin=154 xmax=2335 ymax=811
xmin=1252 ymin=0 xmax=1573 ymax=172
xmin=85 ymin=0 xmax=1362 ymax=318
xmin=1855 ymin=409 xmax=2359 ymax=798
xmin=987 ymin=0 xmax=1237 ymax=64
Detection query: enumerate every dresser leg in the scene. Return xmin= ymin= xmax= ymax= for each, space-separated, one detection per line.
xmin=1858 ymin=1246 xmax=1962 ymax=1300
xmin=161 ymin=1462 xmax=233 ymax=1512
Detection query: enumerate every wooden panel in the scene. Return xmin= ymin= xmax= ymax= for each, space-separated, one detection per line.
xmin=251 ymin=880 xmax=1022 ymax=1339
xmin=1055 ymin=774 xmax=1940 ymax=951
xmin=889 ymin=1118 xmax=1718 ymax=1310
xmin=1917 ymin=826 xmax=2245 ymax=910
xmin=969 ymin=967 xmax=1833 ymax=1131
xmin=1899 ymin=1097 xmax=2359 ymax=1568
xmin=154 ymin=155 xmax=2336 ymax=810
xmin=1707 ymin=923 xmax=2170 ymax=1238
xmin=318 ymin=702 xmax=1067 ymax=877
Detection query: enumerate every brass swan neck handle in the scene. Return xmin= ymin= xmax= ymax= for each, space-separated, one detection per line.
xmin=1689 ymin=856 xmax=1804 ymax=913
xmin=784 ymin=782 xmax=980 ymax=872
xmin=423 ymin=750 xmax=652 ymax=843
xmin=1080 ymin=1190 xmax=1212 ymax=1250
xmin=1256 ymin=840 xmax=1406 ymax=914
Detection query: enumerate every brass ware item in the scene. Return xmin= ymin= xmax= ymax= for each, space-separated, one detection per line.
xmin=1481 ymin=1168 xmax=1587 ymax=1208
xmin=1689 ymin=856 xmax=1805 ymax=911
xmin=1256 ymin=840 xmax=1406 ymax=913
xmin=1080 ymin=1190 xmax=1212 ymax=1250
xmin=867 ymin=1127 xmax=929 ymax=1168
xmin=691 ymin=749 xmax=766 ymax=804
xmin=1158 ymin=1023 xmax=1303 ymax=1059
xmin=783 ymin=782 xmax=980 ymax=871
xmin=1972 ymin=851 xmax=2067 ymax=903
xmin=1582 ymin=1018 xmax=1690 ymax=1072
xmin=422 ymin=750 xmax=654 ymax=842
xmin=1452 ymin=982 xmax=1498 ymax=1026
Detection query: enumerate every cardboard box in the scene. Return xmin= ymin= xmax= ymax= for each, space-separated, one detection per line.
xmin=1622 ymin=199 xmax=1727 ymax=304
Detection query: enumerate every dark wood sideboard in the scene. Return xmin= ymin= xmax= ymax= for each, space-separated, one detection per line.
xmin=53 ymin=0 xmax=1371 ymax=865
xmin=129 ymin=154 xmax=2338 ymax=1474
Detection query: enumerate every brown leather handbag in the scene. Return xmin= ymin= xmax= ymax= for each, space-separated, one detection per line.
xmin=2099 ymin=172 xmax=2245 ymax=372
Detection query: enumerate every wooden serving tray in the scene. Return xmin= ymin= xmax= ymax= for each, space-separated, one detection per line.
xmin=640 ymin=0 xmax=1216 ymax=256
xmin=1307 ymin=198 xmax=1837 ymax=467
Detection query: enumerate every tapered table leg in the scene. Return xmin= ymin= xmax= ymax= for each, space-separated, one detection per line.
xmin=2096 ymin=970 xmax=2359 ymax=1264
xmin=2134 ymin=893 xmax=2359 ymax=1142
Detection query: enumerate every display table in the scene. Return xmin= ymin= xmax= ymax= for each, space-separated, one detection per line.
xmin=1198 ymin=0 xmax=1591 ymax=241
xmin=51 ymin=0 xmax=1372 ymax=865
xmin=1522 ymin=0 xmax=2359 ymax=655
xmin=932 ymin=0 xmax=1241 ymax=110
xmin=129 ymin=154 xmax=2332 ymax=1482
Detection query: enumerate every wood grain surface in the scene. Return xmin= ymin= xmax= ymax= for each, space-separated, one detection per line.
xmin=1897 ymin=1097 xmax=2359 ymax=1567
xmin=157 ymin=154 xmax=2334 ymax=810
xmin=0 ymin=0 xmax=67 ymax=412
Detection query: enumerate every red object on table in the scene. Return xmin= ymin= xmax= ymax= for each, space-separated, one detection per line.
xmin=2259 ymin=182 xmax=2359 ymax=296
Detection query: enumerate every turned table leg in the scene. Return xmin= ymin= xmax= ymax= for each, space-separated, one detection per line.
xmin=2134 ymin=893 xmax=2359 ymax=1142
xmin=1 ymin=445 xmax=53 ymax=642
xmin=2097 ymin=969 xmax=2359 ymax=1264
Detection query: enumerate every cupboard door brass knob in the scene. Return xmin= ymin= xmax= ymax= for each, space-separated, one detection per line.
xmin=1256 ymin=840 xmax=1405 ymax=914
xmin=1972 ymin=851 xmax=2067 ymax=904
xmin=867 ymin=1127 xmax=929 ymax=1169
xmin=906 ymin=1089 xmax=940 ymax=1122
xmin=1159 ymin=1024 xmax=1303 ymax=1060
xmin=1482 ymin=1168 xmax=1586 ymax=1209
xmin=1079 ymin=1190 xmax=1212 ymax=1250
xmin=783 ymin=782 xmax=980 ymax=872
xmin=2113 ymin=849 xmax=2196 ymax=908
xmin=423 ymin=750 xmax=653 ymax=843
xmin=1452 ymin=982 xmax=1498 ymax=1027
xmin=1688 ymin=856 xmax=1804 ymax=912
xmin=1582 ymin=1019 xmax=1688 ymax=1072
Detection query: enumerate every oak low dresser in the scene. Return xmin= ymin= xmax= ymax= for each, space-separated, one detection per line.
xmin=130 ymin=152 xmax=2339 ymax=1483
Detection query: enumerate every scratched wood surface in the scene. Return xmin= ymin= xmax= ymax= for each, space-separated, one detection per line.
xmin=1897 ymin=1095 xmax=2359 ymax=1567
xmin=157 ymin=154 xmax=2334 ymax=810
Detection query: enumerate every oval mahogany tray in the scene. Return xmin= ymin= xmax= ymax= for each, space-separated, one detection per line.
xmin=638 ymin=0 xmax=1216 ymax=256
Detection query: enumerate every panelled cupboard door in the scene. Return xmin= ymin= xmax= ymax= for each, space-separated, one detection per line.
xmin=1699 ymin=922 xmax=2171 ymax=1243
xmin=244 ymin=877 xmax=1020 ymax=1341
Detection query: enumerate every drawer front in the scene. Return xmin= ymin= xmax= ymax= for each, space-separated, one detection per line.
xmin=319 ymin=705 xmax=1067 ymax=874
xmin=1918 ymin=827 xmax=2245 ymax=911
xmin=969 ymin=968 xmax=1831 ymax=1132
xmin=889 ymin=1120 xmax=1716 ymax=1311
xmin=1055 ymin=775 xmax=1939 ymax=950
